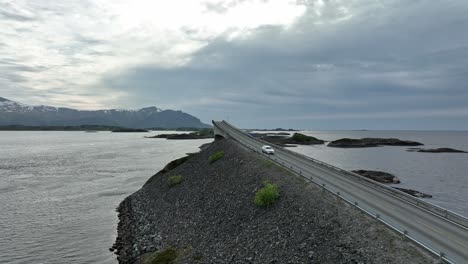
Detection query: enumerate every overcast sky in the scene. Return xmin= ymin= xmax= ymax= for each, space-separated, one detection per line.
xmin=1 ymin=0 xmax=468 ymax=129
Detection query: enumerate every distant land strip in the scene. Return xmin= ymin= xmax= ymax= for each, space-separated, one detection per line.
xmin=0 ymin=125 xmax=211 ymax=131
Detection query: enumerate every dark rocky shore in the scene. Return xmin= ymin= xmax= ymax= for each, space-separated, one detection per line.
xmin=146 ymin=129 xmax=214 ymax=140
xmin=112 ymin=139 xmax=435 ymax=264
xmin=112 ymin=128 xmax=149 ymax=133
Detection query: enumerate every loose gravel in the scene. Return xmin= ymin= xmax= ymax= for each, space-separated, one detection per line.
xmin=112 ymin=138 xmax=436 ymax=264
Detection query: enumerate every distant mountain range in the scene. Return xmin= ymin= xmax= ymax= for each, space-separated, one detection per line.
xmin=0 ymin=97 xmax=210 ymax=129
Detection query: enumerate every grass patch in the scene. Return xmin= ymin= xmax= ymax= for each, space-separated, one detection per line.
xmin=208 ymin=151 xmax=224 ymax=164
xmin=255 ymin=181 xmax=280 ymax=207
xmin=192 ymin=254 xmax=203 ymax=261
xmin=167 ymin=175 xmax=183 ymax=187
xmin=144 ymin=247 xmax=178 ymax=264
xmin=261 ymin=158 xmax=293 ymax=175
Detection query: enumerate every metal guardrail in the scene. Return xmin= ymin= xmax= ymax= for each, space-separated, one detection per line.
xmin=218 ymin=120 xmax=468 ymax=229
xmin=213 ymin=120 xmax=468 ymax=264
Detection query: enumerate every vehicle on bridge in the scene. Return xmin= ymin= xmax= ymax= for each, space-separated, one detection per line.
xmin=262 ymin=145 xmax=275 ymax=155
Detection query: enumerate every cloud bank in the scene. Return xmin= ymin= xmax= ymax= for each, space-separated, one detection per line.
xmin=1 ymin=0 xmax=468 ymax=129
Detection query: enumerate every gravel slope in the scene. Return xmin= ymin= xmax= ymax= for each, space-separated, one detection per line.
xmin=112 ymin=138 xmax=436 ymax=264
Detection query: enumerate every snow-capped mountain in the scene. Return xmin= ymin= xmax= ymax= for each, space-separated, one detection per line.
xmin=0 ymin=97 xmax=59 ymax=113
xmin=0 ymin=97 xmax=209 ymax=128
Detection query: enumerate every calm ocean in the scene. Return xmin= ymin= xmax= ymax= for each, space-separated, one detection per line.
xmin=0 ymin=131 xmax=212 ymax=264
xmin=1 ymin=130 xmax=467 ymax=263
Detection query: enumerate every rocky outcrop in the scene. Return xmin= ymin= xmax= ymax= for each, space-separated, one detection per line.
xmin=146 ymin=129 xmax=214 ymax=140
xmin=112 ymin=139 xmax=435 ymax=264
xmin=393 ymin=188 xmax=433 ymax=198
xmin=416 ymin=148 xmax=467 ymax=153
xmin=351 ymin=170 xmax=432 ymax=198
xmin=251 ymin=132 xmax=325 ymax=147
xmin=328 ymin=138 xmax=423 ymax=148
xmin=351 ymin=170 xmax=401 ymax=184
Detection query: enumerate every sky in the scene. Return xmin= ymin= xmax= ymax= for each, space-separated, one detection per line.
xmin=1 ymin=0 xmax=468 ymax=130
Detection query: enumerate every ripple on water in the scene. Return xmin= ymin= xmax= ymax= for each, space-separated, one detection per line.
xmin=0 ymin=131 xmax=212 ymax=264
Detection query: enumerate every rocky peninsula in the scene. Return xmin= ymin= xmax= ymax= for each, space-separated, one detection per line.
xmin=146 ymin=129 xmax=214 ymax=140
xmin=112 ymin=138 xmax=435 ymax=264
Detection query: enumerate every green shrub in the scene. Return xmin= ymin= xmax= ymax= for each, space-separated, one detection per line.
xmin=167 ymin=175 xmax=183 ymax=187
xmin=255 ymin=181 xmax=280 ymax=207
xmin=144 ymin=247 xmax=178 ymax=264
xmin=197 ymin=128 xmax=214 ymax=137
xmin=208 ymin=151 xmax=224 ymax=163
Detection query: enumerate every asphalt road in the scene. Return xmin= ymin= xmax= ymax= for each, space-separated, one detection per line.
xmin=214 ymin=120 xmax=468 ymax=264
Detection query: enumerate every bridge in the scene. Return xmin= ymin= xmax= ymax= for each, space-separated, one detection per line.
xmin=213 ymin=120 xmax=468 ymax=264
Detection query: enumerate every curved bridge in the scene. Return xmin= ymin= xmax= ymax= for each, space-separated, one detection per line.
xmin=213 ymin=120 xmax=468 ymax=264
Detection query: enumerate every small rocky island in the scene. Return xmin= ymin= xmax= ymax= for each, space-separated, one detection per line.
xmin=351 ymin=170 xmax=401 ymax=184
xmin=407 ymin=147 xmax=467 ymax=153
xmin=250 ymin=132 xmax=325 ymax=147
xmin=112 ymin=139 xmax=435 ymax=264
xmin=393 ymin=187 xmax=433 ymax=198
xmin=351 ymin=170 xmax=432 ymax=198
xmin=328 ymin=138 xmax=423 ymax=148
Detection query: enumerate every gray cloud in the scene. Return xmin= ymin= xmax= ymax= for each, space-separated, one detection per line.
xmin=2 ymin=0 xmax=468 ymax=129
xmin=99 ymin=0 xmax=468 ymax=129
xmin=0 ymin=9 xmax=35 ymax=21
xmin=0 ymin=2 xmax=37 ymax=22
xmin=203 ymin=0 xmax=249 ymax=14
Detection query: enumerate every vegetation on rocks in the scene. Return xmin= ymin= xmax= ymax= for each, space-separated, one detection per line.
xmin=291 ymin=133 xmax=321 ymax=143
xmin=208 ymin=151 xmax=224 ymax=163
xmin=255 ymin=181 xmax=280 ymax=207
xmin=167 ymin=175 xmax=183 ymax=187
xmin=113 ymin=139 xmax=436 ymax=264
